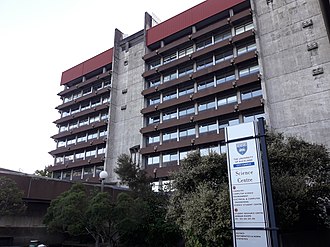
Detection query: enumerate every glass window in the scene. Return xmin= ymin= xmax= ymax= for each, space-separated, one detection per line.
xmin=83 ymin=167 xmax=94 ymax=177
xmin=88 ymin=131 xmax=98 ymax=140
xmin=63 ymin=95 xmax=72 ymax=103
xmin=77 ymin=134 xmax=87 ymax=143
xmin=178 ymin=45 xmax=194 ymax=58
xmin=103 ymin=80 xmax=111 ymax=88
xmin=163 ymin=91 xmax=177 ymax=101
xmin=243 ymin=112 xmax=265 ymax=123
xmin=179 ymin=127 xmax=196 ymax=139
xmin=91 ymin=98 xmax=102 ymax=108
xmin=179 ymin=106 xmax=195 ymax=118
xmin=90 ymin=115 xmax=100 ymax=123
xmin=163 ymin=71 xmax=177 ymax=82
xmin=73 ymin=91 xmax=82 ymax=100
xmin=71 ymin=106 xmax=80 ymax=115
xmin=147 ymin=135 xmax=160 ymax=144
xmin=215 ymin=50 xmax=233 ymax=64
xmin=56 ymin=156 xmax=63 ymax=164
xmin=99 ymin=129 xmax=108 ymax=137
xmin=197 ymin=78 xmax=214 ymax=91
xmin=196 ymin=57 xmax=213 ymax=71
xmin=64 ymin=154 xmax=74 ymax=162
xmin=95 ymin=165 xmax=103 ymax=177
xmin=214 ymin=30 xmax=232 ymax=43
xmin=69 ymin=121 xmax=78 ymax=130
xmin=147 ymin=155 xmax=160 ymax=165
xmin=75 ymin=152 xmax=84 ymax=160
xmin=97 ymin=146 xmax=106 ymax=155
xmin=199 ymin=122 xmax=217 ymax=134
xmin=102 ymin=97 xmax=110 ymax=104
xmin=241 ymin=88 xmax=262 ymax=101
xmin=67 ymin=138 xmax=76 ymax=146
xmin=163 ymin=110 xmax=177 ymax=121
xmin=196 ymin=37 xmax=213 ymax=51
xmin=147 ymin=77 xmax=161 ymax=88
xmin=62 ymin=110 xmax=70 ymax=117
xmin=148 ymin=95 xmax=161 ymax=106
xmin=62 ymin=170 xmax=71 ymax=180
xmin=163 ymin=131 xmax=178 ymax=142
xmin=178 ymin=65 xmax=194 ymax=77
xmin=101 ymin=112 xmax=109 ymax=120
xmin=237 ymin=42 xmax=257 ymax=56
xmin=53 ymin=171 xmax=61 ymax=179
xmin=218 ymin=95 xmax=237 ymax=106
xmin=93 ymin=82 xmax=102 ymax=91
xmin=149 ymin=59 xmax=161 ymax=70
xmin=216 ymin=72 xmax=235 ymax=84
xmin=58 ymin=141 xmax=66 ymax=148
xmin=163 ymin=153 xmax=178 ymax=164
xmin=219 ymin=118 xmax=240 ymax=129
xmin=163 ymin=52 xmax=177 ymax=64
xmin=235 ymin=22 xmax=254 ymax=35
xmin=179 ymin=85 xmax=194 ymax=97
xmin=239 ymin=65 xmax=259 ymax=77
xmin=198 ymin=100 xmax=216 ymax=112
xmin=81 ymin=102 xmax=90 ymax=111
xmin=59 ymin=125 xmax=68 ymax=132
xmin=82 ymin=87 xmax=92 ymax=96
xmin=200 ymin=145 xmax=220 ymax=156
xmin=148 ymin=115 xmax=160 ymax=125
xmin=72 ymin=169 xmax=82 ymax=179
xmin=79 ymin=118 xmax=89 ymax=127
xmin=86 ymin=149 xmax=96 ymax=158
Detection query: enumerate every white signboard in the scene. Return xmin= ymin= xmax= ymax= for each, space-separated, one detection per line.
xmin=225 ymin=122 xmax=270 ymax=247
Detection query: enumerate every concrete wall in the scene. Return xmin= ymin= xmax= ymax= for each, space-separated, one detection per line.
xmin=106 ymin=30 xmax=145 ymax=183
xmin=252 ymin=0 xmax=330 ymax=147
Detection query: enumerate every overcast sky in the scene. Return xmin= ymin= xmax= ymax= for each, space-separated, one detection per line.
xmin=0 ymin=0 xmax=205 ymax=174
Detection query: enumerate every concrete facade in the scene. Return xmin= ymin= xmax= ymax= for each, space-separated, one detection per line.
xmin=252 ymin=0 xmax=330 ymax=147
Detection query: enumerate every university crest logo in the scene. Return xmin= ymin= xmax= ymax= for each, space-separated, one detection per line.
xmin=236 ymin=142 xmax=247 ymax=155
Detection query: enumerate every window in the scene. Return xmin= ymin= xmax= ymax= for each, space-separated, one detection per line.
xmin=71 ymin=106 xmax=80 ymax=115
xmin=149 ymin=59 xmax=161 ymax=70
xmin=179 ymin=85 xmax=194 ymax=97
xmin=198 ymin=100 xmax=216 ymax=112
xmin=163 ymin=71 xmax=177 ymax=82
xmin=90 ymin=115 xmax=100 ymax=123
xmin=147 ymin=135 xmax=160 ymax=144
xmin=62 ymin=170 xmax=71 ymax=180
xmin=235 ymin=22 xmax=254 ymax=35
xmin=147 ymin=155 xmax=160 ymax=165
xmin=53 ymin=171 xmax=61 ymax=179
xmin=63 ymin=95 xmax=72 ymax=103
xmin=91 ymin=98 xmax=101 ymax=108
xmin=83 ymin=167 xmax=94 ymax=177
xmin=200 ymin=145 xmax=220 ymax=156
xmin=77 ymin=134 xmax=87 ymax=143
xmin=218 ymin=95 xmax=237 ymax=106
xmin=147 ymin=77 xmax=161 ymax=88
xmin=163 ymin=91 xmax=177 ymax=101
xmin=178 ymin=65 xmax=194 ymax=78
xmin=79 ymin=118 xmax=89 ymax=127
xmin=72 ymin=169 xmax=82 ymax=179
xmin=67 ymin=138 xmax=76 ymax=146
xmin=73 ymin=91 xmax=82 ymax=100
xmin=199 ymin=122 xmax=217 ymax=134
xmin=196 ymin=57 xmax=213 ymax=71
xmin=75 ymin=152 xmax=84 ymax=160
xmin=241 ymin=88 xmax=262 ymax=101
xmin=102 ymin=97 xmax=110 ymax=104
xmin=237 ymin=42 xmax=257 ymax=56
xmin=148 ymin=115 xmax=160 ymax=125
xmin=101 ymin=112 xmax=109 ymax=120
xmin=69 ymin=121 xmax=78 ymax=130
xmin=197 ymin=78 xmax=214 ymax=91
xmin=163 ymin=52 xmax=177 ymax=64
xmin=93 ymin=82 xmax=102 ymax=91
xmin=214 ymin=30 xmax=231 ymax=43
xmin=219 ymin=118 xmax=240 ymax=129
xmin=99 ymin=129 xmax=108 ymax=137
xmin=64 ymin=154 xmax=74 ymax=162
xmin=163 ymin=131 xmax=178 ymax=142
xmin=179 ymin=127 xmax=196 ymax=139
xmin=81 ymin=102 xmax=90 ymax=111
xmin=97 ymin=146 xmax=106 ymax=155
xmin=243 ymin=112 xmax=265 ymax=123
xmin=88 ymin=131 xmax=98 ymax=140
xmin=82 ymin=87 xmax=92 ymax=96
xmin=179 ymin=150 xmax=194 ymax=160
xmin=196 ymin=37 xmax=213 ymax=50
xmin=95 ymin=165 xmax=104 ymax=177
xmin=216 ymin=72 xmax=235 ymax=84
xmin=178 ymin=45 xmax=194 ymax=58
xmin=163 ymin=110 xmax=177 ymax=121
xmin=179 ymin=106 xmax=195 ymax=118
xmin=56 ymin=156 xmax=63 ymax=164
xmin=148 ymin=95 xmax=161 ymax=105
xmin=58 ymin=141 xmax=65 ymax=148
xmin=215 ymin=50 xmax=233 ymax=64
xmin=59 ymin=125 xmax=68 ymax=132
xmin=104 ymin=80 xmax=111 ymax=88
xmin=239 ymin=65 xmax=259 ymax=77
xmin=86 ymin=149 xmax=96 ymax=158
xmin=62 ymin=110 xmax=70 ymax=117
xmin=163 ymin=153 xmax=178 ymax=165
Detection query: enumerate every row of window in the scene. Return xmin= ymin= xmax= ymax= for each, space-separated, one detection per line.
xmin=59 ymin=111 xmax=109 ymax=133
xmin=55 ymin=145 xmax=106 ymax=164
xmin=147 ymin=88 xmax=262 ymax=125
xmin=147 ymin=57 xmax=258 ymax=90
xmin=53 ymin=165 xmax=104 ymax=180
xmin=146 ymin=144 xmax=227 ymax=166
xmin=148 ymin=66 xmax=259 ymax=106
xmin=61 ymin=95 xmax=110 ymax=118
xmin=147 ymin=22 xmax=254 ymax=71
xmin=146 ymin=112 xmax=265 ymax=145
xmin=63 ymin=80 xmax=111 ymax=104
xmin=57 ymin=128 xmax=108 ymax=148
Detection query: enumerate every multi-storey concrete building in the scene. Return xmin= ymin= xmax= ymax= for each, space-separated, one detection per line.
xmin=49 ymin=0 xmax=330 ymax=187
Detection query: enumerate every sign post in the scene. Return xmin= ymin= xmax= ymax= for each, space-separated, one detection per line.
xmin=225 ymin=120 xmax=278 ymax=247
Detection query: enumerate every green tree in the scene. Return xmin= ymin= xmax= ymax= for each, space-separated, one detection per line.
xmin=114 ymin=154 xmax=181 ymax=247
xmin=34 ymin=166 xmax=51 ymax=177
xmin=44 ymin=184 xmax=115 ymax=247
xmin=168 ymin=132 xmax=330 ymax=246
xmin=0 ymin=176 xmax=26 ymax=216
